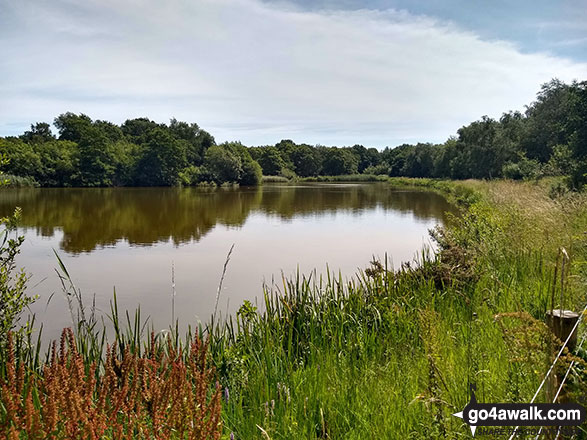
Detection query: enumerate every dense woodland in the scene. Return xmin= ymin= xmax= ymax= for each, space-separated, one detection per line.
xmin=1 ymin=79 xmax=586 ymax=188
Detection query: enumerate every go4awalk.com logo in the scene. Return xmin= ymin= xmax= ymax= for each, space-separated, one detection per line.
xmin=452 ymin=385 xmax=586 ymax=436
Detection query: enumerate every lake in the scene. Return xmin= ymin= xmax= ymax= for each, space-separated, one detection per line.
xmin=0 ymin=183 xmax=453 ymax=340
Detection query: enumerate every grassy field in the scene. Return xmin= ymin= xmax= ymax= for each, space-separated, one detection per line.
xmin=1 ymin=178 xmax=586 ymax=439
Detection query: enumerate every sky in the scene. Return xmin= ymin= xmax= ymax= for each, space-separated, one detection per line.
xmin=1 ymin=0 xmax=586 ymax=148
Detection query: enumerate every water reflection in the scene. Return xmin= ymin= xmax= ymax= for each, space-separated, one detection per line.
xmin=0 ymin=183 xmax=454 ymax=342
xmin=0 ymin=184 xmax=452 ymax=254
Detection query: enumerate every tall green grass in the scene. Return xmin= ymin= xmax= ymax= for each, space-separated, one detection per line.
xmin=208 ymin=180 xmax=587 ymax=438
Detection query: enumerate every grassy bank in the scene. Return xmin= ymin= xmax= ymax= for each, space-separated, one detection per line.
xmin=1 ymin=179 xmax=586 ymax=438
xmin=212 ymin=179 xmax=587 ymax=438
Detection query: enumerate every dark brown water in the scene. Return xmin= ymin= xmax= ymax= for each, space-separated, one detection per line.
xmin=0 ymin=183 xmax=453 ymax=340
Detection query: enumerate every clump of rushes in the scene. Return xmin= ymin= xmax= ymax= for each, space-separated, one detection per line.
xmin=0 ymin=329 xmax=222 ymax=439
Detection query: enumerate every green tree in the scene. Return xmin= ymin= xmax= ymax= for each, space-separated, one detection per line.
xmin=351 ymin=144 xmax=380 ymax=173
xmin=0 ymin=138 xmax=42 ymax=179
xmin=321 ymin=147 xmax=358 ymax=175
xmin=203 ymin=142 xmax=262 ymax=185
xmin=110 ymin=141 xmax=141 ymax=186
xmin=456 ymin=116 xmax=501 ymax=178
xmin=93 ymin=120 xmax=124 ymax=143
xmin=401 ymin=144 xmax=436 ymax=178
xmin=54 ymin=112 xmax=93 ymax=143
xmin=565 ymin=81 xmax=587 ymax=188
xmin=291 ymin=144 xmax=320 ymax=177
xmin=256 ymin=146 xmax=285 ymax=175
xmin=241 ymin=158 xmax=262 ymax=185
xmin=522 ymin=79 xmax=573 ymax=162
xmin=35 ymin=140 xmax=79 ymax=186
xmin=203 ymin=144 xmax=243 ymax=183
xmin=135 ymin=128 xmax=186 ymax=186
xmin=169 ymin=119 xmax=215 ymax=166
xmin=121 ymin=118 xmax=162 ymax=145
xmin=78 ymin=126 xmax=116 ymax=186
xmin=20 ymin=122 xmax=55 ymax=143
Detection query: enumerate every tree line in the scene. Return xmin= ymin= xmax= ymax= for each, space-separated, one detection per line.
xmin=0 ymin=115 xmax=261 ymax=187
xmin=1 ymin=79 xmax=586 ymax=188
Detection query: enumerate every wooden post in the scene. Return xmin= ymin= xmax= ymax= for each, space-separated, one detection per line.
xmin=546 ymin=309 xmax=580 ymax=352
xmin=544 ymin=309 xmax=580 ymax=439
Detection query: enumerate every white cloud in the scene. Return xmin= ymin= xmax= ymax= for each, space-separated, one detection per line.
xmin=1 ymin=0 xmax=586 ymax=147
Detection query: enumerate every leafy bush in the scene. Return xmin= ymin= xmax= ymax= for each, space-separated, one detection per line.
xmin=240 ymin=159 xmax=262 ymax=186
xmin=203 ymin=143 xmax=262 ymax=185
xmin=1 ymin=175 xmax=39 ymax=187
xmin=0 ymin=154 xmax=38 ymax=371
xmin=179 ymin=165 xmax=204 ymax=186
xmin=279 ymin=167 xmax=297 ymax=180
xmin=363 ymin=163 xmax=390 ymax=175
xmin=502 ymin=156 xmax=543 ymax=180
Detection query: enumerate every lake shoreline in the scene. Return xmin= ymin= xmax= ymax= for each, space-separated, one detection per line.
xmin=1 ymin=178 xmax=586 ymax=438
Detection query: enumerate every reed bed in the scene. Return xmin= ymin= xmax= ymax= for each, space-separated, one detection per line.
xmin=300 ymin=174 xmax=388 ymax=182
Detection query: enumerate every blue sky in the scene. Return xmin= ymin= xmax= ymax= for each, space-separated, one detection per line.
xmin=265 ymin=0 xmax=587 ymax=61
xmin=1 ymin=0 xmax=586 ymax=148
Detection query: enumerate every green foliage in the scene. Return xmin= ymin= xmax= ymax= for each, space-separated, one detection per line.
xmin=240 ymin=157 xmax=262 ymax=186
xmin=212 ymin=180 xmax=587 ymax=438
xmin=203 ymin=142 xmax=262 ymax=185
xmin=502 ymin=156 xmax=543 ymax=180
xmin=35 ymin=140 xmax=80 ymax=186
xmin=135 ymin=127 xmax=186 ymax=186
xmin=20 ymin=122 xmax=55 ymax=144
xmin=363 ymin=163 xmax=389 ymax=175
xmin=290 ymin=143 xmax=320 ymax=177
xmin=0 ymin=210 xmax=36 ymax=355
xmin=110 ymin=140 xmax=141 ymax=186
xmin=78 ymin=125 xmax=116 ymax=186
xmin=204 ymin=144 xmax=244 ymax=184
xmin=0 ymin=160 xmax=38 ymax=370
xmin=254 ymin=146 xmax=285 ymax=176
xmin=0 ymin=174 xmax=39 ymax=187
xmin=261 ymin=175 xmax=290 ymax=183
xmin=179 ymin=165 xmax=204 ymax=186
xmin=351 ymin=144 xmax=381 ymax=172
xmin=2 ymin=79 xmax=586 ymax=188
xmin=169 ymin=118 xmax=215 ymax=166
xmin=54 ymin=112 xmax=93 ymax=143
xmin=321 ymin=147 xmax=359 ymax=175
xmin=0 ymin=138 xmax=42 ymax=178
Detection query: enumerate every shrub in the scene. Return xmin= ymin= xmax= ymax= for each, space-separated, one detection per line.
xmin=502 ymin=157 xmax=543 ymax=180
xmin=363 ymin=164 xmax=390 ymax=175
xmin=279 ymin=167 xmax=297 ymax=180
xmin=0 ymin=175 xmax=39 ymax=188
xmin=240 ymin=158 xmax=262 ymax=186
xmin=178 ymin=165 xmax=203 ymax=186
xmin=0 ymin=329 xmax=222 ymax=439
xmin=0 ymin=207 xmax=38 ymax=371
